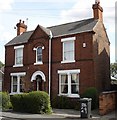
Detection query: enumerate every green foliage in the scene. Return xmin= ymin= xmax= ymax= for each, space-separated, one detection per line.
xmin=52 ymin=96 xmax=80 ymax=110
xmin=110 ymin=63 xmax=117 ymax=77
xmin=0 ymin=92 xmax=12 ymax=110
xmin=11 ymin=91 xmax=52 ymax=114
xmin=0 ymin=61 xmax=4 ymax=68
xmin=81 ymin=87 xmax=98 ymax=110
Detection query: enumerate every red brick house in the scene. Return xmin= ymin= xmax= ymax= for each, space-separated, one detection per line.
xmin=4 ymin=1 xmax=110 ymax=99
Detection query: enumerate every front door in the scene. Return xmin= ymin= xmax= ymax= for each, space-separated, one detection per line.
xmin=36 ymin=75 xmax=42 ymax=91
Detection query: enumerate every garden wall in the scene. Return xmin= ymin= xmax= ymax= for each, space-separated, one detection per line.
xmin=99 ymin=91 xmax=117 ymax=115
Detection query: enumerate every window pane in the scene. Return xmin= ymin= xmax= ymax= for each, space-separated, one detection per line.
xmin=61 ymin=75 xmax=68 ymax=84
xmin=13 ymin=76 xmax=17 ymax=92
xmin=64 ymin=51 xmax=74 ymax=61
xmin=71 ymin=85 xmax=78 ymax=94
xmin=64 ymin=41 xmax=74 ymax=52
xmin=63 ymin=41 xmax=74 ymax=61
xmin=13 ymin=76 xmax=17 ymax=85
xmin=20 ymin=76 xmax=25 ymax=92
xmin=37 ymin=47 xmax=42 ymax=62
xmin=71 ymin=74 xmax=78 ymax=83
xmin=61 ymin=85 xmax=68 ymax=94
xmin=13 ymin=85 xmax=17 ymax=92
xmin=71 ymin=74 xmax=79 ymax=94
xmin=16 ymin=48 xmax=23 ymax=64
xmin=60 ymin=74 xmax=68 ymax=94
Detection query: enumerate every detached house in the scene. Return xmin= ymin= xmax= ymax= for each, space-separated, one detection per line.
xmin=4 ymin=1 xmax=110 ymax=100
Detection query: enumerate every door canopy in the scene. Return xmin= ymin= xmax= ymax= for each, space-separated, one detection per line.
xmin=31 ymin=71 xmax=46 ymax=82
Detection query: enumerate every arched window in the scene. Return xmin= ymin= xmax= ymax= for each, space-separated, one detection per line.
xmin=37 ymin=47 xmax=42 ymax=62
xmin=34 ymin=46 xmax=43 ymax=65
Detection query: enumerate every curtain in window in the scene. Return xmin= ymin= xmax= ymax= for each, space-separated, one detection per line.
xmin=71 ymin=74 xmax=79 ymax=94
xmin=61 ymin=75 xmax=68 ymax=94
xmin=13 ymin=76 xmax=17 ymax=92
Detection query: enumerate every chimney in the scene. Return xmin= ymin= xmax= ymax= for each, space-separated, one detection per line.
xmin=92 ymin=0 xmax=103 ymax=21
xmin=16 ymin=19 xmax=27 ymax=36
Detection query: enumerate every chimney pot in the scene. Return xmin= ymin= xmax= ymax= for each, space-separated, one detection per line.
xmin=92 ymin=0 xmax=103 ymax=21
xmin=16 ymin=19 xmax=27 ymax=36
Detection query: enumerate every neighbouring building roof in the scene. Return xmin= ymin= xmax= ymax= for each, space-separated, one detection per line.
xmin=6 ymin=18 xmax=98 ymax=46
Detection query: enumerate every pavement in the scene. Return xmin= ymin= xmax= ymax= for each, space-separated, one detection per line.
xmin=0 ymin=109 xmax=117 ymax=120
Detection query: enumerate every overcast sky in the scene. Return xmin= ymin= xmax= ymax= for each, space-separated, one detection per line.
xmin=0 ymin=0 xmax=116 ymax=63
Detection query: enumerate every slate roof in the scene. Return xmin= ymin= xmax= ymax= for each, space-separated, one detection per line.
xmin=6 ymin=18 xmax=98 ymax=46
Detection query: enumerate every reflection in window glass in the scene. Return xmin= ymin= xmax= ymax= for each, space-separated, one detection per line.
xmin=37 ymin=47 xmax=42 ymax=62
xmin=63 ymin=41 xmax=74 ymax=61
xmin=15 ymin=48 xmax=23 ymax=65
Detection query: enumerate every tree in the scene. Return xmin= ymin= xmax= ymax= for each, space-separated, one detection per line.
xmin=110 ymin=63 xmax=117 ymax=77
xmin=0 ymin=61 xmax=4 ymax=68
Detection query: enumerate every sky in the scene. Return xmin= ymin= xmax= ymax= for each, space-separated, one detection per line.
xmin=0 ymin=0 xmax=116 ymax=64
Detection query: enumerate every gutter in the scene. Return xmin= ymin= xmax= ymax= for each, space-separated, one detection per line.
xmin=49 ymin=30 xmax=53 ymax=97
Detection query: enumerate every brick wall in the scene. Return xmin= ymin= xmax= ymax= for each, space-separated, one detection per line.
xmin=99 ymin=91 xmax=117 ymax=115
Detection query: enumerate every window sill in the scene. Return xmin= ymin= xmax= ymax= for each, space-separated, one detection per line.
xmin=34 ymin=62 xmax=43 ymax=65
xmin=58 ymin=94 xmax=80 ymax=98
xmin=10 ymin=92 xmax=23 ymax=95
xmin=13 ymin=64 xmax=23 ymax=67
xmin=61 ymin=60 xmax=75 ymax=64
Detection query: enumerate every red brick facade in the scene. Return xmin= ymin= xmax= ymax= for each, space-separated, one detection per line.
xmin=4 ymin=2 xmax=110 ymax=101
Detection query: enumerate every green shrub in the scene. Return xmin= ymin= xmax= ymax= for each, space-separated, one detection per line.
xmin=52 ymin=96 xmax=80 ymax=109
xmin=0 ymin=92 xmax=11 ymax=110
xmin=11 ymin=91 xmax=52 ymax=114
xmin=10 ymin=93 xmax=28 ymax=112
xmin=81 ymin=87 xmax=98 ymax=109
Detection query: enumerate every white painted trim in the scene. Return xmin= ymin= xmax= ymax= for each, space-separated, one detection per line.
xmin=13 ymin=64 xmax=23 ymax=67
xmin=58 ymin=69 xmax=80 ymax=74
xmin=10 ymin=72 xmax=26 ymax=94
xmin=58 ymin=69 xmax=80 ymax=98
xmin=10 ymin=72 xmax=26 ymax=76
xmin=10 ymin=92 xmax=23 ymax=95
xmin=34 ymin=62 xmax=43 ymax=65
xmin=61 ymin=37 xmax=76 ymax=42
xmin=14 ymin=45 xmax=24 ymax=67
xmin=31 ymin=71 xmax=46 ymax=82
xmin=61 ymin=60 xmax=75 ymax=64
xmin=14 ymin=45 xmax=24 ymax=49
xmin=34 ymin=46 xmax=43 ymax=64
xmin=58 ymin=94 xmax=80 ymax=98
xmin=62 ymin=40 xmax=75 ymax=63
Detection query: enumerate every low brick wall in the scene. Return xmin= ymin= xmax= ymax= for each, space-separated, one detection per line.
xmin=99 ymin=91 xmax=117 ymax=115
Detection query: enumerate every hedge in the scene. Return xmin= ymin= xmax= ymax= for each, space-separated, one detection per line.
xmin=0 ymin=92 xmax=12 ymax=110
xmin=81 ymin=87 xmax=98 ymax=109
xmin=11 ymin=91 xmax=52 ymax=114
xmin=52 ymin=96 xmax=80 ymax=110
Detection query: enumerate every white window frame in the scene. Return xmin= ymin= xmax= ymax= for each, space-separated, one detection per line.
xmin=10 ymin=72 xmax=26 ymax=95
xmin=58 ymin=69 xmax=80 ymax=98
xmin=13 ymin=45 xmax=24 ymax=67
xmin=34 ymin=46 xmax=44 ymax=65
xmin=61 ymin=37 xmax=76 ymax=63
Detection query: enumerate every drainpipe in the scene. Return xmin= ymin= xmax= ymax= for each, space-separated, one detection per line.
xmin=49 ymin=30 xmax=53 ymax=97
